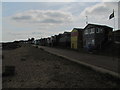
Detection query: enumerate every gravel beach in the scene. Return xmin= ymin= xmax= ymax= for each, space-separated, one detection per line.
xmin=2 ymin=44 xmax=119 ymax=88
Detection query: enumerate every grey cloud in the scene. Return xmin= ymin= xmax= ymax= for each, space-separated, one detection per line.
xmin=7 ymin=32 xmax=23 ymax=36
xmin=42 ymin=19 xmax=63 ymax=24
xmin=12 ymin=15 xmax=32 ymax=20
xmin=32 ymin=32 xmax=42 ymax=35
xmin=8 ymin=32 xmax=43 ymax=37
xmin=45 ymin=11 xmax=67 ymax=18
xmin=89 ymin=6 xmax=109 ymax=14
xmin=85 ymin=3 xmax=109 ymax=15
xmin=11 ymin=10 xmax=73 ymax=24
xmin=80 ymin=2 xmax=118 ymax=17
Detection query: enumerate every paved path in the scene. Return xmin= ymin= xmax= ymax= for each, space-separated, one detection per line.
xmin=38 ymin=46 xmax=119 ymax=77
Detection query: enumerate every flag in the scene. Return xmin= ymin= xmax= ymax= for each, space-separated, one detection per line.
xmin=86 ymin=16 xmax=88 ymax=24
xmin=109 ymin=10 xmax=114 ymax=19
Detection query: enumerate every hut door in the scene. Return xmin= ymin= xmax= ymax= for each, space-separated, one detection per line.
xmin=72 ymin=43 xmax=74 ymax=48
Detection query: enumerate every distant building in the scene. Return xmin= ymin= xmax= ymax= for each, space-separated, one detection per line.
xmin=48 ymin=36 xmax=54 ymax=47
xmin=34 ymin=39 xmax=41 ymax=45
xmin=39 ymin=38 xmax=47 ymax=46
xmin=51 ymin=36 xmax=57 ymax=46
xmin=59 ymin=32 xmax=71 ymax=48
xmin=28 ymin=38 xmax=35 ymax=44
xmin=50 ymin=35 xmax=60 ymax=47
xmin=46 ymin=37 xmax=51 ymax=46
xmin=56 ymin=34 xmax=62 ymax=46
xmin=71 ymin=28 xmax=83 ymax=49
xmin=83 ymin=24 xmax=113 ymax=51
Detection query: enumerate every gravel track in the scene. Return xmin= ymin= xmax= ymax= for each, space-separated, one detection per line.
xmin=2 ymin=44 xmax=119 ymax=88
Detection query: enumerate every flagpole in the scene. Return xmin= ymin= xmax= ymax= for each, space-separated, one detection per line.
xmin=113 ymin=9 xmax=115 ymax=31
xmin=86 ymin=16 xmax=88 ymax=25
xmin=114 ymin=18 xmax=115 ymax=31
xmin=113 ymin=9 xmax=115 ymax=61
xmin=109 ymin=9 xmax=115 ymax=60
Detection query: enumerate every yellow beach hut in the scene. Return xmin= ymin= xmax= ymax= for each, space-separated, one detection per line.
xmin=71 ymin=28 xmax=83 ymax=49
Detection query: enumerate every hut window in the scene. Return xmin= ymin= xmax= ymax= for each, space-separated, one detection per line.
xmin=96 ymin=28 xmax=103 ymax=33
xmin=92 ymin=39 xmax=95 ymax=45
xmin=91 ymin=28 xmax=95 ymax=34
xmin=89 ymin=29 xmax=91 ymax=34
xmin=85 ymin=30 xmax=88 ymax=34
xmin=99 ymin=28 xmax=103 ymax=33
xmin=96 ymin=28 xmax=99 ymax=33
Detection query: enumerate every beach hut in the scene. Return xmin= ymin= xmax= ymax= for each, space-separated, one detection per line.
xmin=59 ymin=32 xmax=71 ymax=48
xmin=83 ymin=23 xmax=113 ymax=51
xmin=71 ymin=28 xmax=83 ymax=49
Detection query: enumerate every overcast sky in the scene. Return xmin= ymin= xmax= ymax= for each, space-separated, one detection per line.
xmin=1 ymin=0 xmax=119 ymax=42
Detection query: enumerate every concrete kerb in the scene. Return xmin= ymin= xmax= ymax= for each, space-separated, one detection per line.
xmin=33 ymin=45 xmax=120 ymax=79
xmin=46 ymin=50 xmax=120 ymax=79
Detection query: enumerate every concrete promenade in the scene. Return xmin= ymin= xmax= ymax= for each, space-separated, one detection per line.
xmin=38 ymin=46 xmax=120 ymax=78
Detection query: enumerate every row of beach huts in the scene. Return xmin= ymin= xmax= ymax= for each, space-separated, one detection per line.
xmin=27 ymin=23 xmax=120 ymax=52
